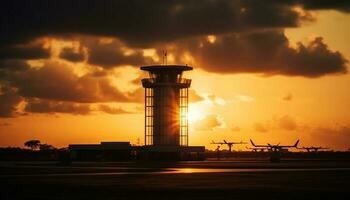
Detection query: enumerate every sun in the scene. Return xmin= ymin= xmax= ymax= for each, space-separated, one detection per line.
xmin=188 ymin=104 xmax=204 ymax=124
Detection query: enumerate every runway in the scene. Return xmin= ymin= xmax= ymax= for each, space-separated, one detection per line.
xmin=1 ymin=160 xmax=350 ymax=199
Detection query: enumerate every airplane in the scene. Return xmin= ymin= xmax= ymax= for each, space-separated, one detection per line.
xmin=250 ymin=139 xmax=300 ymax=152
xmin=246 ymin=146 xmax=267 ymax=152
xmin=211 ymin=140 xmax=247 ymax=152
xmin=297 ymin=146 xmax=329 ymax=152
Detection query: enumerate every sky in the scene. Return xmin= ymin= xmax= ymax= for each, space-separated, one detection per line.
xmin=0 ymin=0 xmax=350 ymax=150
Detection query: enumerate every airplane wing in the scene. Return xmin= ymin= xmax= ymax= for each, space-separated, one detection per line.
xmin=279 ymin=139 xmax=300 ymax=148
xmin=211 ymin=140 xmax=224 ymax=145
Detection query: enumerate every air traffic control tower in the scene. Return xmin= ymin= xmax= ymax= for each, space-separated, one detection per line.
xmin=140 ymin=65 xmax=204 ymax=160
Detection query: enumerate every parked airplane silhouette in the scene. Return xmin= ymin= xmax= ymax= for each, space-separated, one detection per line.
xmin=250 ymin=139 xmax=299 ymax=152
xmin=298 ymin=146 xmax=329 ymax=152
xmin=246 ymin=146 xmax=266 ymax=152
xmin=211 ymin=140 xmax=246 ymax=152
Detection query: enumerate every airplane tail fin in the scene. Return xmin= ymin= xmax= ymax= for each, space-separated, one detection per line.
xmin=250 ymin=139 xmax=256 ymax=147
xmin=294 ymin=139 xmax=300 ymax=147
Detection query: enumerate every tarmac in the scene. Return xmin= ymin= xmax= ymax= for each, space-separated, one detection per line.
xmin=1 ymin=159 xmax=350 ymax=199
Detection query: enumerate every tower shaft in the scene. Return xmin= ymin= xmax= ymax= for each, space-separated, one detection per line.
xmin=141 ymin=65 xmax=192 ymax=146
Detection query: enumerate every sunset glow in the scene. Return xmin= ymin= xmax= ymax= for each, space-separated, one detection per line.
xmin=0 ymin=1 xmax=350 ymax=151
xmin=188 ymin=104 xmax=205 ymax=124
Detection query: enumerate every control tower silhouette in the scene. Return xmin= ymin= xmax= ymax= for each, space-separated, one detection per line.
xmin=141 ymin=65 xmax=192 ymax=147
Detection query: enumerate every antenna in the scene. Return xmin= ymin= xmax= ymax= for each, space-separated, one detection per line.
xmin=161 ymin=49 xmax=168 ymax=65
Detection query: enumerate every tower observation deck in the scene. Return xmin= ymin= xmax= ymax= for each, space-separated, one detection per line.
xmin=141 ymin=65 xmax=192 ymax=147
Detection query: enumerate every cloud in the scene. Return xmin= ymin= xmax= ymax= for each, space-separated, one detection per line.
xmin=0 ymin=86 xmax=23 ymax=117
xmin=0 ymin=59 xmax=30 ymax=71
xmin=189 ymin=89 xmax=205 ymax=103
xmin=0 ymin=59 xmax=149 ymax=117
xmin=179 ymin=30 xmax=347 ymax=77
xmin=6 ymin=61 xmax=131 ymax=103
xmin=98 ymin=104 xmax=132 ymax=115
xmin=310 ymin=125 xmax=350 ymax=150
xmin=0 ymin=0 xmax=326 ymax=48
xmin=254 ymin=122 xmax=269 ymax=133
xmin=0 ymin=1 xmax=347 ymax=77
xmin=282 ymin=93 xmax=293 ymax=101
xmin=234 ymin=95 xmax=255 ymax=102
xmin=275 ymin=115 xmax=298 ymax=131
xmin=206 ymin=94 xmax=226 ymax=105
xmin=1 ymin=0 xmax=349 ymax=49
xmin=0 ymin=122 xmax=11 ymax=126
xmin=0 ymin=0 xmax=349 ymax=118
xmin=299 ymin=0 xmax=350 ymax=13
xmin=24 ymin=99 xmax=91 ymax=115
xmin=59 ymin=47 xmax=85 ymax=62
xmin=254 ymin=114 xmax=298 ymax=132
xmin=0 ymin=39 xmax=50 ymax=60
xmin=84 ymin=38 xmax=152 ymax=68
xmin=194 ymin=114 xmax=223 ymax=131
xmin=127 ymin=87 xmax=145 ymax=103
xmin=231 ymin=126 xmax=241 ymax=132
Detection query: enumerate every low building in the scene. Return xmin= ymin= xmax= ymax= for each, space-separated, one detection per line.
xmin=69 ymin=141 xmax=205 ymax=161
xmin=69 ymin=142 xmax=132 ymax=161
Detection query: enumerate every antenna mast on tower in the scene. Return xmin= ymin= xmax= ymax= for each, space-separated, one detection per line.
xmin=162 ymin=50 xmax=167 ymax=65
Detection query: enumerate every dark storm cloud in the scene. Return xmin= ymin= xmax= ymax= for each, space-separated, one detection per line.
xmin=298 ymin=0 xmax=350 ymax=12
xmin=59 ymin=47 xmax=85 ymax=63
xmin=0 ymin=86 xmax=23 ymax=117
xmin=24 ymin=99 xmax=91 ymax=115
xmin=1 ymin=0 xmax=349 ymax=48
xmin=181 ymin=30 xmax=347 ymax=77
xmin=6 ymin=61 xmax=131 ymax=103
xmin=0 ymin=59 xmax=30 ymax=71
xmin=0 ymin=41 xmax=50 ymax=60
xmin=0 ymin=0 xmax=349 ymax=118
xmin=239 ymin=0 xmax=304 ymax=28
xmin=85 ymin=39 xmax=152 ymax=67
xmin=0 ymin=0 xmax=315 ymax=48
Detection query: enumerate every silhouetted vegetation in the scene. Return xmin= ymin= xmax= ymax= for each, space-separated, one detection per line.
xmin=1 ymin=140 xmax=350 ymax=163
xmin=0 ymin=140 xmax=70 ymax=163
xmin=24 ymin=139 xmax=41 ymax=150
